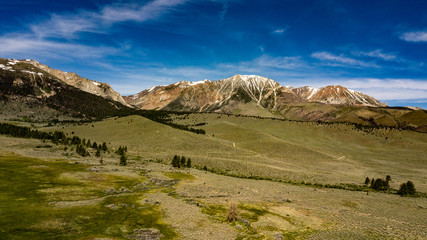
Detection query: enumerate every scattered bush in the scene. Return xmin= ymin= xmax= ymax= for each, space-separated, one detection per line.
xmin=398 ymin=181 xmax=416 ymax=196
xmin=227 ymin=203 xmax=239 ymax=222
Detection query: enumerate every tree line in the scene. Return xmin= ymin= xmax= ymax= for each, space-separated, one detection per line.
xmin=171 ymin=155 xmax=191 ymax=168
xmin=365 ymin=175 xmax=416 ymax=196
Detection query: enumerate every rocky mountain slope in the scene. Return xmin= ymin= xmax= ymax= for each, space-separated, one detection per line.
xmin=124 ymin=75 xmax=305 ymax=113
xmin=124 ymin=74 xmax=385 ymax=112
xmin=26 ymin=59 xmax=129 ymax=106
xmin=0 ymin=58 xmax=134 ymax=121
xmin=290 ymin=85 xmax=385 ymax=106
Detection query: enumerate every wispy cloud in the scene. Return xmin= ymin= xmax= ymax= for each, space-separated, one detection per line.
xmin=311 ymin=51 xmax=379 ymax=68
xmin=271 ymin=25 xmax=289 ymax=35
xmin=0 ymin=0 xmax=188 ymax=59
xmin=30 ymin=0 xmax=188 ymax=39
xmin=354 ymin=49 xmax=397 ymax=61
xmin=0 ymin=34 xmax=118 ymax=58
xmin=253 ymin=55 xmax=305 ymax=69
xmin=219 ymin=0 xmax=231 ymax=21
xmin=399 ymin=30 xmax=427 ymax=42
xmin=100 ymin=0 xmax=187 ymax=23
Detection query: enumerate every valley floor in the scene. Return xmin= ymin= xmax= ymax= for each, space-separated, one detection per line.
xmin=0 ymin=132 xmax=426 ymax=239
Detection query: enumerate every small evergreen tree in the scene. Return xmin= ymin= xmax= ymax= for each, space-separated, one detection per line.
xmin=181 ymin=156 xmax=186 ymax=167
xmin=203 ymin=165 xmax=208 ymax=171
xmin=186 ymin=158 xmax=192 ymax=168
xmin=86 ymin=139 xmax=91 ymax=147
xmin=406 ymin=181 xmax=416 ymax=195
xmin=364 ymin=177 xmax=370 ymax=185
xmin=398 ymin=181 xmax=416 ymax=196
xmin=95 ymin=148 xmax=101 ymax=157
xmin=102 ymin=142 xmax=107 ymax=152
xmin=370 ymin=178 xmax=375 ymax=188
xmin=386 ymin=175 xmax=391 ymax=182
xmin=172 ymin=155 xmax=179 ymax=167
xmin=120 ymin=154 xmax=127 ymax=166
xmin=92 ymin=142 xmax=98 ymax=149
xmin=176 ymin=156 xmax=181 ymax=168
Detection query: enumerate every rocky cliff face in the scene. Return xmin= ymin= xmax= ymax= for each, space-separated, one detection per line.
xmin=26 ymin=60 xmax=129 ymax=106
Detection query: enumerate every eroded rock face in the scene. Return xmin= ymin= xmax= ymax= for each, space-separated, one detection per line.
xmin=125 ymin=75 xmax=385 ymax=114
xmin=27 ymin=60 xmax=130 ymax=106
xmin=124 ymin=74 xmax=305 ymax=112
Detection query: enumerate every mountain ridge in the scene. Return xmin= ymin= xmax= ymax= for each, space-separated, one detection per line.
xmin=22 ymin=59 xmax=130 ymax=106
xmin=124 ymin=74 xmax=386 ymax=111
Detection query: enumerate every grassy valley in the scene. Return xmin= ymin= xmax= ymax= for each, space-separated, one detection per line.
xmin=0 ymin=113 xmax=426 ymax=239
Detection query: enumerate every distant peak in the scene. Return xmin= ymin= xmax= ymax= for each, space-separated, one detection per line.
xmin=232 ymin=74 xmax=270 ymax=81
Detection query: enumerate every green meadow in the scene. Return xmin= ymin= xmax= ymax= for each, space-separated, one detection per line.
xmin=0 ymin=152 xmax=175 ymax=240
xmin=44 ymin=114 xmax=427 ymax=192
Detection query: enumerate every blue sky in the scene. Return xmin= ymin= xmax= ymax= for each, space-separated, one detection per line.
xmin=1 ymin=0 xmax=426 ymax=108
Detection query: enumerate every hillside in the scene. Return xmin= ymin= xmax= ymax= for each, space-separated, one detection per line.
xmin=0 ymin=58 xmax=135 ymax=121
xmin=42 ymin=114 xmax=427 ymax=192
xmin=26 ymin=59 xmax=130 ymax=106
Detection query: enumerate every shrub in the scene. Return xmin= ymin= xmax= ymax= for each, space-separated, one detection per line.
xmin=227 ymin=203 xmax=238 ymax=222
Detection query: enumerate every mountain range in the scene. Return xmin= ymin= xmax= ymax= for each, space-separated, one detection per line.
xmin=124 ymin=74 xmax=385 ymax=112
xmin=1 ymin=58 xmax=426 ymax=131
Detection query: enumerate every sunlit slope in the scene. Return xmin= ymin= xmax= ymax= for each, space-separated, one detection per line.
xmin=45 ymin=114 xmax=427 ymax=192
xmin=174 ymin=114 xmax=427 ymax=191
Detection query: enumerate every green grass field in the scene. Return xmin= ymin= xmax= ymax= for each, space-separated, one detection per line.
xmin=0 ymin=152 xmax=175 ymax=240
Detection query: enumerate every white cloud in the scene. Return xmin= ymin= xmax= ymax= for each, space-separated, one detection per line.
xmin=354 ymin=49 xmax=397 ymax=61
xmin=0 ymin=0 xmax=188 ymax=59
xmin=311 ymin=51 xmax=379 ymax=68
xmin=100 ymin=0 xmax=187 ymax=23
xmin=271 ymin=26 xmax=289 ymax=35
xmin=399 ymin=31 xmax=427 ymax=42
xmin=325 ymin=78 xmax=427 ymax=101
xmin=0 ymin=35 xmax=118 ymax=58
xmin=253 ymin=55 xmax=305 ymax=69
xmin=344 ymin=78 xmax=427 ymax=90
xmin=29 ymin=0 xmax=188 ymax=39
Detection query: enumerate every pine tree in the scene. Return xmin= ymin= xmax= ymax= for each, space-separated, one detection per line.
xmin=172 ymin=155 xmax=179 ymax=167
xmin=370 ymin=178 xmax=375 ymax=188
xmin=386 ymin=175 xmax=391 ymax=182
xmin=102 ymin=142 xmax=107 ymax=152
xmin=181 ymin=156 xmax=186 ymax=167
xmin=399 ymin=181 xmax=416 ymax=196
xmin=176 ymin=156 xmax=181 ymax=168
xmin=95 ymin=148 xmax=101 ymax=157
xmin=120 ymin=154 xmax=127 ymax=166
xmin=92 ymin=142 xmax=98 ymax=149
xmin=186 ymin=158 xmax=192 ymax=168
xmin=364 ymin=177 xmax=370 ymax=185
